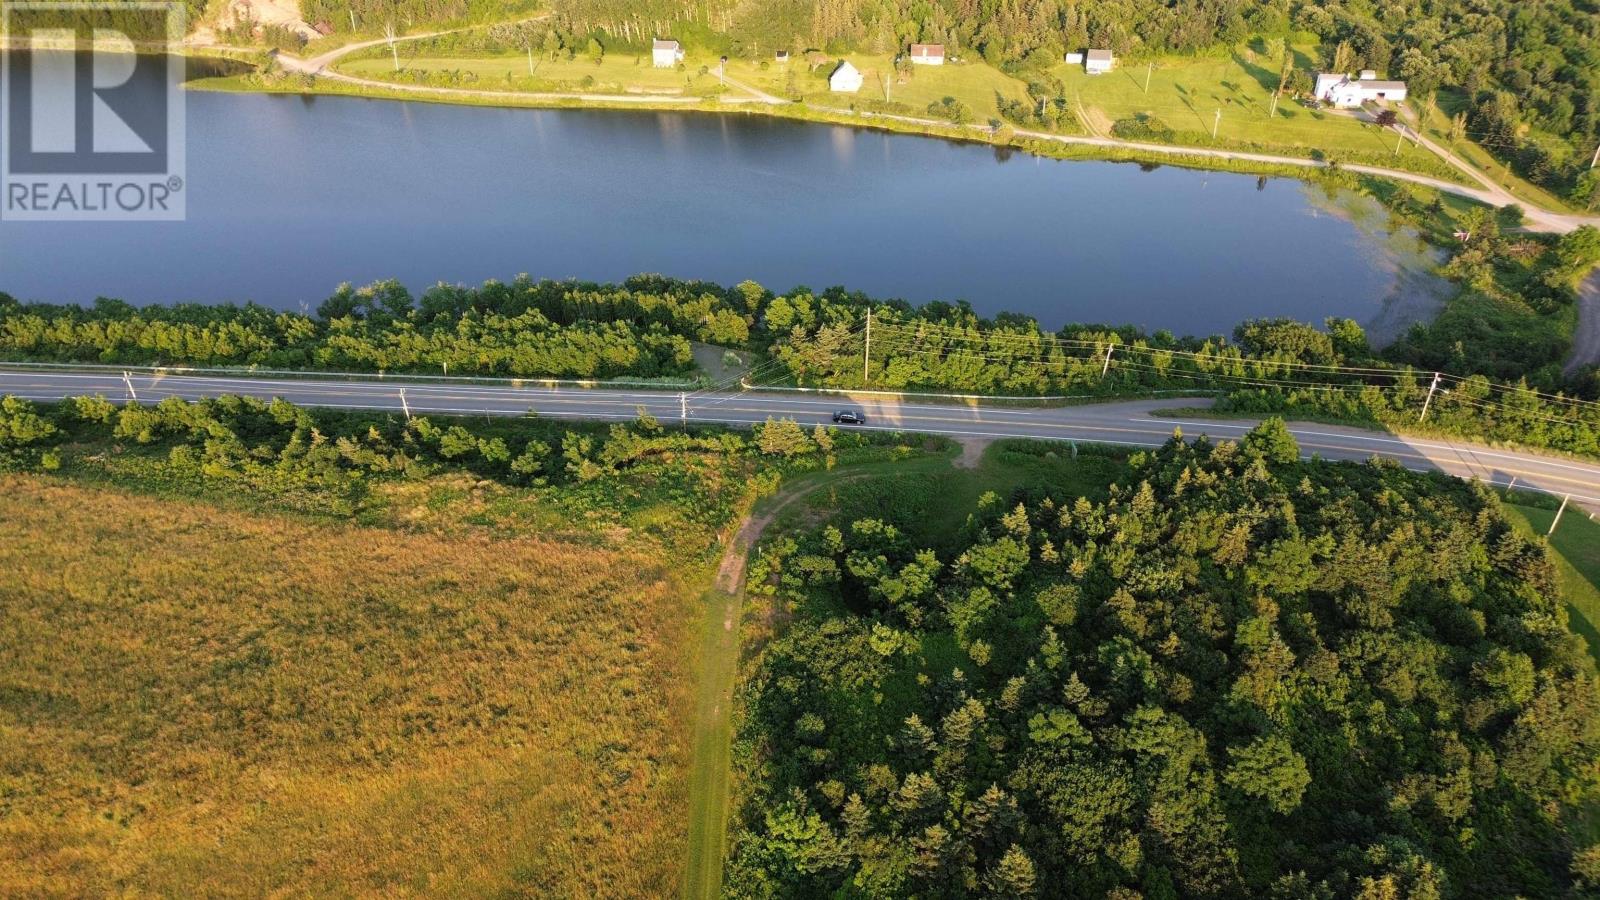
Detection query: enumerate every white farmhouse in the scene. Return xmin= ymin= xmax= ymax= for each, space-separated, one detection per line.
xmin=1313 ymin=72 xmax=1408 ymax=108
xmin=909 ymin=43 xmax=944 ymax=65
xmin=652 ymin=39 xmax=684 ymax=68
xmin=1084 ymin=49 xmax=1113 ymax=74
xmin=829 ymin=60 xmax=863 ymax=93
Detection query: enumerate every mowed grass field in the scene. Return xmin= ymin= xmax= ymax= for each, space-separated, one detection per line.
xmin=0 ymin=474 xmax=698 ymax=897
xmin=341 ymin=52 xmax=725 ymax=96
xmin=1053 ymin=47 xmax=1443 ymax=170
xmin=749 ymin=55 xmax=1034 ymax=119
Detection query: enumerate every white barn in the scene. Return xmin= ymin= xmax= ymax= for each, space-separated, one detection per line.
xmin=909 ymin=43 xmax=944 ymax=65
xmin=1085 ymin=49 xmax=1113 ymax=74
xmin=1313 ymin=72 xmax=1408 ymax=108
xmin=652 ymin=39 xmax=684 ymax=68
xmin=829 ymin=60 xmax=863 ymax=92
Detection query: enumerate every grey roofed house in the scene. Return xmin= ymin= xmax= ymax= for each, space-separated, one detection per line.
xmin=1084 ymin=48 xmax=1114 ymax=73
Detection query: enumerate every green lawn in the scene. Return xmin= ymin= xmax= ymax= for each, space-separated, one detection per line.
xmin=749 ymin=55 xmax=1034 ymax=122
xmin=1502 ymin=501 xmax=1600 ymax=665
xmin=340 ymin=51 xmax=727 ymax=96
xmin=1054 ymin=46 xmax=1447 ymax=174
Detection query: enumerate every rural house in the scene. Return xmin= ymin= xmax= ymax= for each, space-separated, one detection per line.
xmin=1084 ymin=49 xmax=1114 ymax=74
xmin=829 ymin=60 xmax=863 ymax=92
xmin=652 ymin=39 xmax=684 ymax=68
xmin=1313 ymin=72 xmax=1408 ymax=108
xmin=774 ymin=49 xmax=789 ymax=63
xmin=909 ymin=44 xmax=944 ymax=65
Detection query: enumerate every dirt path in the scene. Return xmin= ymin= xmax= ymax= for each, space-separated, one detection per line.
xmin=685 ymin=474 xmax=866 ymax=900
xmin=1565 ymin=271 xmax=1600 ymax=378
xmin=953 ymin=436 xmax=992 ymax=469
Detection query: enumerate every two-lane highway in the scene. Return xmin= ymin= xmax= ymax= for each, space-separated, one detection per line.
xmin=5 ymin=366 xmax=1600 ymax=512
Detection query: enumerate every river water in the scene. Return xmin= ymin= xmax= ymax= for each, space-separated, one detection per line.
xmin=0 ymin=54 xmax=1449 ymax=339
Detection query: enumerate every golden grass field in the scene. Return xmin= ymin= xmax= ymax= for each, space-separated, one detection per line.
xmin=0 ymin=474 xmax=700 ymax=897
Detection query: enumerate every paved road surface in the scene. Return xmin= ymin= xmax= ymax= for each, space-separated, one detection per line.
xmin=5 ymin=367 xmax=1600 ymax=511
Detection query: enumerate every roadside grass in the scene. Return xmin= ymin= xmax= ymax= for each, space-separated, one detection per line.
xmin=753 ymin=439 xmax=1129 ymax=578
xmin=1053 ymin=47 xmax=1449 ymax=175
xmin=1501 ymin=500 xmax=1600 ymax=667
xmin=0 ymin=474 xmax=703 ymax=896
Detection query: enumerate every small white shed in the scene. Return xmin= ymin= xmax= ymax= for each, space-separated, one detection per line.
xmin=829 ymin=60 xmax=863 ymax=93
xmin=652 ymin=39 xmax=684 ymax=68
xmin=1085 ymin=49 xmax=1113 ymax=74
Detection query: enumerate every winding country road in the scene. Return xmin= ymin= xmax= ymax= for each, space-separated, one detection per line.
xmin=6 ymin=366 xmax=1600 ymax=512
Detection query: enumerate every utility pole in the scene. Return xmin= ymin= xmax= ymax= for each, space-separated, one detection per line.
xmin=348 ymin=9 xmax=355 ymax=31
xmin=528 ymin=44 xmax=535 ymax=76
xmin=862 ymin=308 xmax=873 ymax=385
xmin=1591 ymin=141 xmax=1600 ymax=169
xmin=1144 ymin=61 xmax=1152 ymax=93
xmin=399 ymin=388 xmax=411 ymax=420
xmin=1211 ymin=108 xmax=1221 ymax=140
xmin=1100 ymin=345 xmax=1114 ymax=378
xmin=122 ymin=371 xmax=137 ymax=402
xmin=1394 ymin=124 xmax=1406 ymax=155
xmin=1269 ymin=90 xmax=1280 ymax=118
xmin=1418 ymin=371 xmax=1441 ymax=422
xmin=1549 ymin=494 xmax=1571 ymax=536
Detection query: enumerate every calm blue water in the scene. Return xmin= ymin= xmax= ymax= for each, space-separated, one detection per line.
xmin=0 ymin=56 xmax=1439 ymax=337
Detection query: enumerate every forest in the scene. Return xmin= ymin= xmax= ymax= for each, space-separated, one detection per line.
xmin=725 ymin=424 xmax=1600 ymax=897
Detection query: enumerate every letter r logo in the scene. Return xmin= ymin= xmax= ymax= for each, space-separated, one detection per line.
xmin=1 ymin=2 xmax=186 ymax=221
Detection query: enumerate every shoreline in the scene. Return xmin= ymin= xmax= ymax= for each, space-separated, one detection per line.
xmin=190 ymin=71 xmax=1471 ymax=200
xmin=4 ymin=40 xmax=1592 ymax=231
xmin=189 ymin=63 xmax=1600 ymax=235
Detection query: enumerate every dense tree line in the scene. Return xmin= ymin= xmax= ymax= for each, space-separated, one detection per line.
xmin=0 ymin=278 xmax=718 ymax=379
xmin=727 ymin=426 xmax=1600 ymax=896
xmin=0 ymin=393 xmax=881 ymax=515
xmin=7 ymin=238 xmax=1600 ymax=456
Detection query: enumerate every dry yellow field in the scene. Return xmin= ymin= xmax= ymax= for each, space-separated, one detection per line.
xmin=0 ymin=474 xmax=698 ymax=897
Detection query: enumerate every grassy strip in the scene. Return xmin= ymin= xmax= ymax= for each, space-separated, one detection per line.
xmin=1501 ymin=500 xmax=1600 ymax=667
xmin=684 ymin=587 xmax=741 ymax=900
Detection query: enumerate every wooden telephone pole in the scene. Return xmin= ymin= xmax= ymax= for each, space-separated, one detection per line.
xmin=862 ymin=308 xmax=873 ymax=384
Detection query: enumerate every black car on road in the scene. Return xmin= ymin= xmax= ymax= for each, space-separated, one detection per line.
xmin=832 ymin=410 xmax=864 ymax=425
